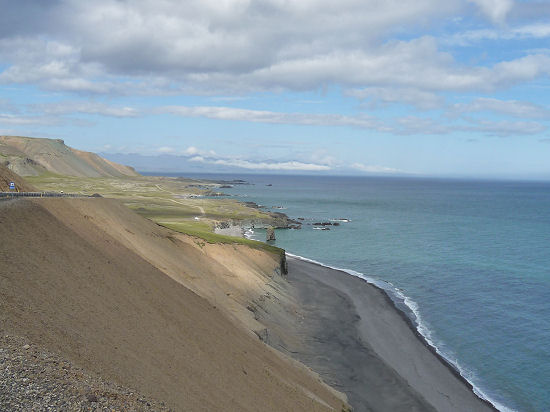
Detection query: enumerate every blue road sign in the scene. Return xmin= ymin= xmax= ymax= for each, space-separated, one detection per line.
xmin=9 ymin=182 xmax=15 ymax=190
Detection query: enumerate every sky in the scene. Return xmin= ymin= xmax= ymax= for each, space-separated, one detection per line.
xmin=1 ymin=0 xmax=550 ymax=179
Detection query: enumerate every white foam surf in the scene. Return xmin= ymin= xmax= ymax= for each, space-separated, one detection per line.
xmin=244 ymin=227 xmax=255 ymax=239
xmin=285 ymin=252 xmax=511 ymax=412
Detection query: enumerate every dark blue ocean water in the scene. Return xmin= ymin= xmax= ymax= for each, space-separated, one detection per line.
xmin=160 ymin=173 xmax=550 ymax=411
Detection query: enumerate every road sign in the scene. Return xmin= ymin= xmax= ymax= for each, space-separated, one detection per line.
xmin=9 ymin=182 xmax=15 ymax=190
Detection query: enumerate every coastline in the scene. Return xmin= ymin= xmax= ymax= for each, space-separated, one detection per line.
xmin=0 ymin=197 xmax=350 ymax=411
xmin=285 ymin=253 xmax=504 ymax=411
xmin=252 ymin=250 xmax=498 ymax=412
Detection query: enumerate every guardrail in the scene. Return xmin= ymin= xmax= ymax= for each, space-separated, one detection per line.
xmin=0 ymin=192 xmax=86 ymax=198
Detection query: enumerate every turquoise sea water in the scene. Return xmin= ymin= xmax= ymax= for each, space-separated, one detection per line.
xmin=161 ymin=173 xmax=550 ymax=411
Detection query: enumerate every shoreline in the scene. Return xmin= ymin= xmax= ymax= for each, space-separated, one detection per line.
xmin=285 ymin=253 xmax=503 ymax=411
xmin=186 ymin=193 xmax=503 ymax=410
xmin=286 ymin=254 xmax=499 ymax=411
xmin=250 ymin=248 xmax=498 ymax=412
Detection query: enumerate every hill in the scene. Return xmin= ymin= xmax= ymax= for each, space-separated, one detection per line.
xmin=0 ymin=164 xmax=36 ymax=191
xmin=0 ymin=135 xmax=139 ymax=178
xmin=0 ymin=195 xmax=346 ymax=411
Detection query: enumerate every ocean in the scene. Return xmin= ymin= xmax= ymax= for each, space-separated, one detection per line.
xmin=165 ymin=173 xmax=550 ymax=412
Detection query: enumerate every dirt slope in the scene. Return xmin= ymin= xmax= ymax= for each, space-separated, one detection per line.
xmin=0 ymin=164 xmax=36 ymax=191
xmin=0 ymin=135 xmax=138 ymax=177
xmin=0 ymin=198 xmax=346 ymax=411
xmin=45 ymin=197 xmax=287 ymax=334
xmin=71 ymin=148 xmax=139 ymax=177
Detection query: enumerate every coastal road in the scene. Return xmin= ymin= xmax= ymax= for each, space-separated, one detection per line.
xmin=0 ymin=192 xmax=86 ymax=199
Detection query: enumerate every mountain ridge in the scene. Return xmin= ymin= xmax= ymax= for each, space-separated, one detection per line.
xmin=0 ymin=135 xmax=139 ymax=178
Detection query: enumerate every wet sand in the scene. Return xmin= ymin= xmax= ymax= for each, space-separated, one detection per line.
xmin=257 ymin=256 xmax=496 ymax=412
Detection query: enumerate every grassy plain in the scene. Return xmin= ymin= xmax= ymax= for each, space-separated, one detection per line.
xmin=26 ymin=174 xmax=284 ymax=255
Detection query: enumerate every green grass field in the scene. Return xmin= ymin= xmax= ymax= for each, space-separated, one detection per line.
xmin=158 ymin=221 xmax=284 ymax=257
xmin=27 ymin=174 xmax=285 ymax=258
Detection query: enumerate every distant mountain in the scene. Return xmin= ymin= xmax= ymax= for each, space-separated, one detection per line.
xmin=0 ymin=136 xmax=139 ymax=178
xmin=101 ymin=152 xmax=331 ymax=175
xmin=100 ymin=152 xmax=216 ymax=174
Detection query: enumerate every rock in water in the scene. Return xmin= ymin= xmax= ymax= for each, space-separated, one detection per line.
xmin=266 ymin=226 xmax=275 ymax=241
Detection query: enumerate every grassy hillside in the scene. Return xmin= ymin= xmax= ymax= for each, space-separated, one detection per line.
xmin=27 ymin=173 xmax=292 ymax=248
xmin=159 ymin=221 xmax=286 ymax=259
xmin=1 ymin=136 xmax=290 ymax=251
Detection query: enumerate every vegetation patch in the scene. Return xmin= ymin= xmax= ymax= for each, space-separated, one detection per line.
xmin=159 ymin=221 xmax=285 ymax=258
xmin=26 ymin=174 xmax=287 ymax=259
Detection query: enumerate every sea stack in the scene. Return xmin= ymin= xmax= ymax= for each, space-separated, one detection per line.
xmin=266 ymin=226 xmax=276 ymax=241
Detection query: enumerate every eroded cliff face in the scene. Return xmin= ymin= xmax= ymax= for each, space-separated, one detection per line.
xmin=39 ymin=197 xmax=288 ymax=335
xmin=0 ymin=196 xmax=348 ymax=411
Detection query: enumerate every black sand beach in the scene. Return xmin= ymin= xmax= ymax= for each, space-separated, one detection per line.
xmin=256 ymin=256 xmax=496 ymax=412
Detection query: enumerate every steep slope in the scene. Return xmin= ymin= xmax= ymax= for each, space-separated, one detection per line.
xmin=0 ymin=135 xmax=138 ymax=177
xmin=70 ymin=148 xmax=140 ymax=177
xmin=44 ymin=197 xmax=287 ymax=334
xmin=0 ymin=198 xmax=346 ymax=411
xmin=0 ymin=164 xmax=36 ymax=191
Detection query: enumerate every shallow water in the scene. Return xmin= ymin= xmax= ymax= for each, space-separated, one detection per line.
xmin=161 ymin=173 xmax=550 ymax=412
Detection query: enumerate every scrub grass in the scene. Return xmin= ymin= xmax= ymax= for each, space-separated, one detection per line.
xmin=159 ymin=221 xmax=285 ymax=258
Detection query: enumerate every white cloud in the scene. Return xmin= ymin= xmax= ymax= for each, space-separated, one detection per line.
xmin=0 ymin=37 xmax=114 ymax=94
xmin=189 ymin=155 xmax=331 ymax=171
xmin=452 ymin=97 xmax=550 ymax=118
xmin=34 ymin=101 xmax=140 ymax=117
xmin=161 ymin=104 xmax=548 ymax=137
xmin=348 ymin=87 xmax=444 ymax=110
xmin=161 ymin=105 xmax=383 ymax=129
xmin=0 ymin=113 xmax=59 ymax=126
xmin=462 ymin=119 xmax=546 ymax=136
xmin=59 ymin=0 xmax=461 ymax=75
xmin=0 ymin=0 xmax=458 ymax=94
xmin=468 ymin=0 xmax=514 ymax=24
xmin=196 ymin=39 xmax=550 ymax=94
xmin=184 ymin=146 xmax=199 ymax=155
xmin=1 ymin=0 xmax=549 ymax=149
xmin=351 ymin=163 xmax=402 ymax=173
xmin=447 ymin=23 xmax=550 ymax=46
xmin=177 ymin=143 xmax=333 ymax=171
xmin=157 ymin=146 xmax=175 ymax=153
xmin=396 ymin=116 xmax=450 ymax=135
xmin=2 ymin=1 xmax=548 ymax=97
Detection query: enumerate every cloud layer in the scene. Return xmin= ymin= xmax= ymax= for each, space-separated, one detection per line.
xmin=1 ymin=0 xmax=550 ymax=178
xmin=1 ymin=0 xmax=548 ymax=97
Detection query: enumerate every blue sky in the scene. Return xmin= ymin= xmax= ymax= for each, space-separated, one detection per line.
xmin=1 ymin=0 xmax=549 ymax=178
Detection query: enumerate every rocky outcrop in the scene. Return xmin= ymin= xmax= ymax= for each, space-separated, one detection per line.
xmin=266 ymin=226 xmax=276 ymax=241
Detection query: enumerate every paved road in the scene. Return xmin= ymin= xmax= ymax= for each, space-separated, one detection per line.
xmin=0 ymin=192 xmax=86 ymax=199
